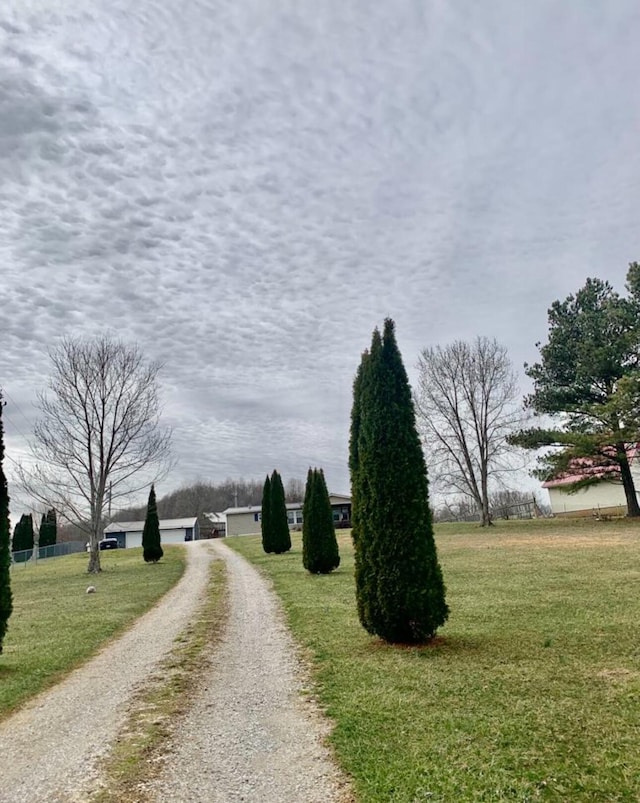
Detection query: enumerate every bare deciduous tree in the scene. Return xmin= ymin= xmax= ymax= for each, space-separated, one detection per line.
xmin=414 ymin=337 xmax=524 ymax=526
xmin=285 ymin=476 xmax=305 ymax=502
xmin=19 ymin=335 xmax=172 ymax=572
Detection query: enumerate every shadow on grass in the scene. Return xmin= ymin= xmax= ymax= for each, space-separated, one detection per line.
xmin=364 ymin=633 xmax=483 ymax=658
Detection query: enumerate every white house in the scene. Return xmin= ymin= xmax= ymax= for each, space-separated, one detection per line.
xmin=542 ymin=449 xmax=640 ymax=517
xmin=103 ymin=517 xmax=199 ymax=548
xmin=223 ymin=493 xmax=351 ymax=537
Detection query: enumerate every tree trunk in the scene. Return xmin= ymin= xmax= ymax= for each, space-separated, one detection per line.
xmin=87 ymin=548 xmax=101 ymax=573
xmin=617 ymin=443 xmax=640 ymax=517
xmin=480 ymin=504 xmax=493 ymax=527
xmin=87 ymin=521 xmax=102 ymax=574
xmin=480 ymin=468 xmax=493 ymax=526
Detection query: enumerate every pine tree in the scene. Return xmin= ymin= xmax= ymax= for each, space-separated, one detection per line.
xmin=302 ymin=468 xmax=340 ymax=574
xmin=269 ymin=470 xmax=291 ymax=554
xmin=39 ymin=509 xmax=57 ymax=548
xmin=0 ymin=393 xmax=13 ymax=654
xmin=510 ymin=267 xmax=640 ymax=516
xmin=142 ymin=484 xmax=163 ymax=563
xmin=350 ymin=319 xmax=448 ymax=644
xmin=261 ymin=474 xmax=273 ymax=553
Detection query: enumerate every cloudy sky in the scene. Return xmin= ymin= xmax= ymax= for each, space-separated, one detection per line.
xmin=2 ymin=1 xmax=640 ymax=513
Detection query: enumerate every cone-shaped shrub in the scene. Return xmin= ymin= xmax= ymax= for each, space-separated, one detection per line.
xmin=0 ymin=394 xmax=12 ymax=653
xmin=349 ymin=348 xmax=374 ymax=628
xmin=39 ymin=509 xmax=57 ymax=548
xmin=302 ymin=467 xmax=340 ymax=574
xmin=12 ymin=514 xmax=34 ymax=552
xmin=269 ymin=470 xmax=291 ymax=554
xmin=350 ymin=318 xmax=448 ymax=644
xmin=142 ymin=484 xmax=163 ymax=563
xmin=261 ymin=473 xmax=274 ymax=553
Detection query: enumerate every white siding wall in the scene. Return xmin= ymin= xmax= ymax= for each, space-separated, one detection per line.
xmin=227 ymin=512 xmax=261 ymax=537
xmin=125 ymin=531 xmax=143 ymax=548
xmin=126 ymin=528 xmax=190 ymax=548
xmin=548 ymin=483 xmax=627 ymax=515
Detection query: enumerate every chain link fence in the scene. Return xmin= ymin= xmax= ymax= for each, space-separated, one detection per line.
xmin=11 ymin=541 xmax=87 ymax=568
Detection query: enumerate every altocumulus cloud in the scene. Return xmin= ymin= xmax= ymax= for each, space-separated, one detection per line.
xmin=2 ymin=0 xmax=640 ymax=509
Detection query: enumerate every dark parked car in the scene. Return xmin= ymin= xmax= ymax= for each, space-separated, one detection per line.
xmin=99 ymin=538 xmax=119 ymax=550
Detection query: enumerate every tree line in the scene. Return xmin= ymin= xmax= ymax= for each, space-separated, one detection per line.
xmin=113 ymin=476 xmax=306 ymax=537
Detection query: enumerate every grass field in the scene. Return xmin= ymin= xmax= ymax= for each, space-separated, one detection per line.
xmin=227 ymin=518 xmax=640 ymax=802
xmin=0 ymin=546 xmax=185 ymax=721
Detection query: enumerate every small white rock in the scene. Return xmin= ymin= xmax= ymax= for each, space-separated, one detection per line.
xmin=86 ymin=585 xmax=96 ymax=594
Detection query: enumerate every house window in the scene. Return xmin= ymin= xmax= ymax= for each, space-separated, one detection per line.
xmin=253 ymin=512 xmax=262 ymax=522
xmin=295 ymin=510 xmax=303 ymax=524
xmin=287 ymin=511 xmax=294 ymax=525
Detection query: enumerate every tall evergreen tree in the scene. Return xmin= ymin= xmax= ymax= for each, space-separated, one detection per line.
xmin=39 ymin=513 xmax=47 ymax=548
xmin=12 ymin=514 xmax=34 ymax=552
xmin=302 ymin=468 xmax=340 ymax=574
xmin=261 ymin=473 xmax=274 ymax=553
xmin=349 ymin=347 xmax=374 ymax=628
xmin=39 ymin=509 xmax=57 ymax=548
xmin=510 ymin=267 xmax=640 ymax=517
xmin=270 ymin=470 xmax=291 ymax=554
xmin=142 ymin=484 xmax=163 ymax=563
xmin=11 ymin=518 xmax=22 ymax=552
xmin=0 ymin=393 xmax=13 ymax=653
xmin=350 ymin=319 xmax=448 ymax=644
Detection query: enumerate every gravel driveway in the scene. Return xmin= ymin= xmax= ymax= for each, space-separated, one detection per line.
xmin=150 ymin=540 xmax=350 ymax=802
xmin=0 ymin=540 xmax=351 ymax=803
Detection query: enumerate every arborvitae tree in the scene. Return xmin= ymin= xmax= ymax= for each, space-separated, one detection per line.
xmin=349 ymin=349 xmax=373 ymax=628
xmin=12 ymin=514 xmax=34 ymax=552
xmin=39 ymin=509 xmax=57 ymax=548
xmin=261 ymin=474 xmax=274 ymax=553
xmin=269 ymin=470 xmax=291 ymax=554
xmin=350 ymin=318 xmax=448 ymax=644
xmin=302 ymin=468 xmax=340 ymax=574
xmin=302 ymin=468 xmax=315 ymax=568
xmin=39 ymin=513 xmax=47 ymax=548
xmin=142 ymin=484 xmax=163 ymax=563
xmin=11 ymin=518 xmax=22 ymax=552
xmin=0 ymin=394 xmax=13 ymax=653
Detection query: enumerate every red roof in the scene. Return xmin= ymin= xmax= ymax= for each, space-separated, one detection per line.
xmin=542 ymin=445 xmax=639 ymax=489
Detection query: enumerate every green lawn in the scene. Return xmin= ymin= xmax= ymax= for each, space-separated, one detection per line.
xmin=227 ymin=519 xmax=640 ymax=802
xmin=0 ymin=546 xmax=185 ymax=720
